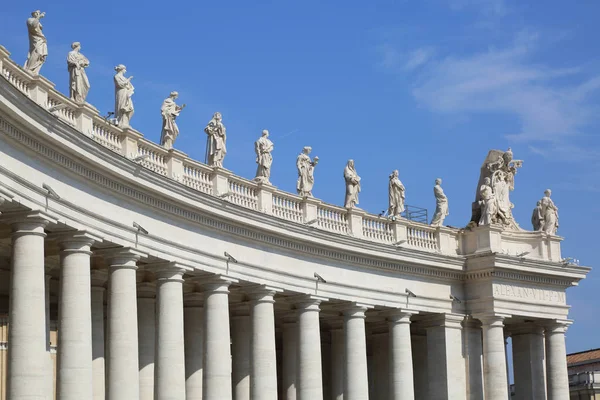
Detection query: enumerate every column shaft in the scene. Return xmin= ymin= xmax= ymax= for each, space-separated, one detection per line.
xmin=249 ymin=289 xmax=278 ymax=400
xmin=331 ymin=328 xmax=344 ymax=400
xmin=107 ymin=252 xmax=141 ymax=400
xmin=282 ymin=322 xmax=298 ymax=400
xmin=546 ymin=323 xmax=569 ymax=400
xmin=137 ymin=283 xmax=156 ymax=400
xmin=203 ymin=280 xmax=233 ymax=400
xmin=512 ymin=325 xmax=546 ymax=400
xmin=296 ymin=298 xmax=324 ymax=400
xmin=231 ymin=314 xmax=250 ymax=400
xmin=372 ymin=333 xmax=389 ymax=400
xmin=7 ymin=217 xmax=49 ymax=399
xmin=57 ymin=234 xmax=96 ymax=400
xmin=343 ymin=306 xmax=369 ymax=400
xmin=155 ymin=267 xmax=186 ymax=400
xmin=184 ymin=294 xmax=204 ymax=400
xmin=411 ymin=335 xmax=428 ymax=400
xmin=389 ymin=313 xmax=414 ymax=400
xmin=480 ymin=316 xmax=508 ymax=400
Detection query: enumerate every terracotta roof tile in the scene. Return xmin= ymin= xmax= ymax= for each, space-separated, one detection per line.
xmin=567 ymin=349 xmax=600 ymax=365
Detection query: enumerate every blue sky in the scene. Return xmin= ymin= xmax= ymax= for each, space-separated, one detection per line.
xmin=2 ymin=1 xmax=599 ymax=355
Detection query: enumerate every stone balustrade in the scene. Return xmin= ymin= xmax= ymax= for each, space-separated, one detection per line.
xmin=0 ymin=44 xmax=566 ymax=262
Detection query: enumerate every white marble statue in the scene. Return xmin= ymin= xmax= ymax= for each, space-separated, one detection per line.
xmin=204 ymin=112 xmax=227 ymax=167
xmin=254 ymin=130 xmax=274 ymax=184
xmin=478 ymin=177 xmax=496 ymax=226
xmin=431 ymin=178 xmax=449 ymax=227
xmin=296 ymin=147 xmax=319 ymax=197
xmin=24 ymin=10 xmax=47 ymax=75
xmin=67 ymin=42 xmax=90 ymax=103
xmin=160 ymin=92 xmax=186 ymax=150
xmin=344 ymin=160 xmax=361 ymax=208
xmin=531 ymin=200 xmax=543 ymax=231
xmin=388 ymin=170 xmax=405 ymax=217
xmin=540 ymin=189 xmax=559 ymax=235
xmin=113 ymin=65 xmax=134 ymax=128
xmin=472 ymin=148 xmax=523 ymax=229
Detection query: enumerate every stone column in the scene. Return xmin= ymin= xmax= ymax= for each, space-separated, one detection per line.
xmin=512 ymin=323 xmax=546 ymax=400
xmin=104 ymin=248 xmax=144 ymax=400
xmin=202 ymin=277 xmax=236 ymax=400
xmin=56 ymin=231 xmax=100 ymax=400
xmin=388 ymin=311 xmax=415 ymax=400
xmin=91 ymin=270 xmax=108 ymax=400
xmin=545 ymin=321 xmax=570 ymax=400
xmin=425 ymin=314 xmax=467 ymax=400
xmin=6 ymin=212 xmax=53 ymax=399
xmin=248 ymin=286 xmax=279 ymax=400
xmin=231 ymin=309 xmax=250 ymax=400
xmin=184 ymin=292 xmax=204 ymax=400
xmin=282 ymin=321 xmax=298 ymax=400
xmin=295 ymin=295 xmax=326 ymax=400
xmin=463 ymin=319 xmax=484 ymax=400
xmin=155 ymin=265 xmax=186 ymax=400
xmin=331 ymin=328 xmax=344 ymax=400
xmin=343 ymin=305 xmax=369 ymax=400
xmin=479 ymin=315 xmax=508 ymax=400
xmin=137 ymin=281 xmax=156 ymax=400
xmin=411 ymin=335 xmax=428 ymax=400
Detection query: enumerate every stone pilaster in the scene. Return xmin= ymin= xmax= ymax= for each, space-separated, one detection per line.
xmin=231 ymin=305 xmax=250 ymax=400
xmin=184 ymin=292 xmax=204 ymax=400
xmin=137 ymin=281 xmax=156 ymax=400
xmin=90 ymin=270 xmax=108 ymax=400
xmin=330 ymin=327 xmax=344 ymax=400
xmin=511 ymin=323 xmax=547 ymax=400
xmin=282 ymin=320 xmax=298 ymax=400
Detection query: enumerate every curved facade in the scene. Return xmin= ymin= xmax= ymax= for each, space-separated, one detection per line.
xmin=0 ymin=44 xmax=590 ymax=400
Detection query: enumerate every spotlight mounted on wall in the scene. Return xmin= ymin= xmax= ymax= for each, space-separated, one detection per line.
xmin=516 ymin=251 xmax=531 ymax=258
xmin=47 ymin=103 xmax=69 ymax=113
xmin=42 ymin=183 xmax=60 ymax=200
xmin=219 ymin=192 xmax=232 ymax=199
xmin=305 ymin=218 xmax=318 ymax=226
xmin=450 ymin=294 xmax=462 ymax=303
xmin=314 ymin=272 xmax=327 ymax=283
xmin=132 ymin=154 xmax=150 ymax=163
xmin=224 ymin=251 xmax=238 ymax=264
xmin=394 ymin=239 xmax=407 ymax=247
xmin=133 ymin=221 xmax=148 ymax=235
xmin=405 ymin=288 xmax=417 ymax=298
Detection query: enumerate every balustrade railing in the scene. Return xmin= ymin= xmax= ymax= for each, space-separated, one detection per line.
xmin=0 ymin=44 xmax=462 ymax=256
xmin=362 ymin=215 xmax=394 ymax=243
xmin=272 ymin=193 xmax=303 ymax=222
xmin=228 ymin=176 xmax=259 ymax=210
xmin=182 ymin=160 xmax=213 ymax=194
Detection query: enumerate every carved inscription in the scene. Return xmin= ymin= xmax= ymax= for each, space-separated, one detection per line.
xmin=493 ymin=284 xmax=566 ymax=304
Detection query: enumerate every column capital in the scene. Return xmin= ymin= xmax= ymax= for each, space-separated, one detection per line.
xmin=2 ymin=210 xmax=57 ymax=236
xmin=420 ymin=313 xmax=466 ymax=330
xmin=137 ymin=281 xmax=156 ymax=298
xmin=90 ymin=269 xmax=108 ymax=288
xmin=386 ymin=309 xmax=419 ymax=324
xmin=288 ymin=294 xmax=328 ymax=311
xmin=149 ymin=262 xmax=187 ymax=282
xmin=475 ymin=314 xmax=510 ymax=327
xmin=183 ymin=292 xmax=204 ymax=307
xmin=51 ymin=230 xmax=102 ymax=254
xmin=244 ymin=284 xmax=283 ymax=303
xmin=508 ymin=321 xmax=545 ymax=336
xmin=96 ymin=247 xmax=148 ymax=269
xmin=544 ymin=319 xmax=572 ymax=334
xmin=341 ymin=303 xmax=372 ymax=319
xmin=198 ymin=274 xmax=238 ymax=293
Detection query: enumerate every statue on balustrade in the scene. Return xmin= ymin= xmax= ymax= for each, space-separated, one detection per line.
xmin=531 ymin=200 xmax=543 ymax=231
xmin=67 ymin=42 xmax=90 ymax=103
xmin=388 ymin=169 xmax=405 ymax=218
xmin=471 ymin=147 xmax=523 ymax=229
xmin=254 ymin=130 xmax=274 ymax=184
xmin=344 ymin=159 xmax=361 ymax=208
xmin=540 ymin=189 xmax=559 ymax=235
xmin=204 ymin=112 xmax=227 ymax=167
xmin=113 ymin=65 xmax=134 ymax=128
xmin=296 ymin=146 xmax=319 ymax=197
xmin=478 ymin=177 xmax=497 ymax=226
xmin=160 ymin=91 xmax=186 ymax=150
xmin=24 ymin=10 xmax=47 ymax=75
xmin=431 ymin=178 xmax=449 ymax=227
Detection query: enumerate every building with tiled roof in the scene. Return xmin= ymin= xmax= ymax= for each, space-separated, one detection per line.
xmin=567 ymin=348 xmax=600 ymax=399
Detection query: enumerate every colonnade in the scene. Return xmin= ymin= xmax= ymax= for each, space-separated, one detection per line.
xmin=1 ymin=211 xmax=572 ymax=400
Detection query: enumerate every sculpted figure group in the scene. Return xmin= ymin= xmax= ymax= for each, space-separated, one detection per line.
xmin=21 ymin=11 xmax=562 ymax=235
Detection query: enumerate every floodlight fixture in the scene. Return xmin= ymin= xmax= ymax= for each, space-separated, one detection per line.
xmin=450 ymin=294 xmax=462 ymax=303
xmin=517 ymin=251 xmax=531 ymax=258
xmin=133 ymin=221 xmax=148 ymax=235
xmin=42 ymin=183 xmax=60 ymax=200
xmin=219 ymin=192 xmax=232 ymax=199
xmin=305 ymin=218 xmax=319 ymax=226
xmin=405 ymin=288 xmax=416 ymax=298
xmin=132 ymin=154 xmax=150 ymax=162
xmin=224 ymin=251 xmax=238 ymax=263
xmin=314 ymin=272 xmax=326 ymax=283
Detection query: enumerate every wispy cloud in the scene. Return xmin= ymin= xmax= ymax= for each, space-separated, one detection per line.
xmin=376 ymin=45 xmax=435 ymax=71
xmin=407 ymin=32 xmax=600 ymax=149
xmin=404 ymin=47 xmax=435 ymax=71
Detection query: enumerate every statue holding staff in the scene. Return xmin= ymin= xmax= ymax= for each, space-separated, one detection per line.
xmin=388 ymin=170 xmax=406 ymax=217
xmin=431 ymin=178 xmax=449 ymax=226
xmin=540 ymin=189 xmax=559 ymax=235
xmin=344 ymin=159 xmax=361 ymax=208
xmin=254 ymin=130 xmax=274 ymax=184
xmin=296 ymin=146 xmax=318 ymax=197
xmin=67 ymin=42 xmax=90 ymax=103
xmin=24 ymin=10 xmax=47 ymax=75
xmin=160 ymin=91 xmax=186 ymax=150
xmin=204 ymin=112 xmax=227 ymax=167
xmin=114 ymin=64 xmax=134 ymax=128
